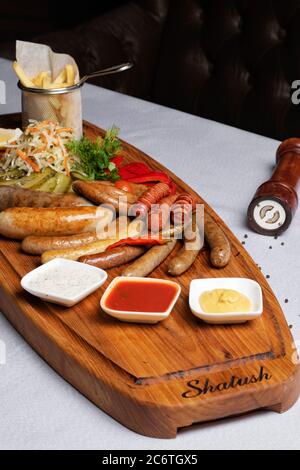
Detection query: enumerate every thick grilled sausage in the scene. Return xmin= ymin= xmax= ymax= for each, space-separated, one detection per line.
xmin=41 ymin=218 xmax=145 ymax=263
xmin=79 ymin=245 xmax=146 ymax=269
xmin=168 ymin=215 xmax=202 ymax=276
xmin=122 ymin=239 xmax=177 ymax=277
xmin=72 ymin=181 xmax=137 ymax=209
xmin=204 ymin=212 xmax=231 ymax=268
xmin=21 ymin=216 xmax=129 ymax=255
xmin=0 ymin=206 xmax=113 ymax=239
xmin=0 ymin=186 xmax=91 ymax=211
xmin=41 ymin=238 xmax=116 ymax=263
xmin=148 ymin=194 xmax=177 ymax=233
xmin=22 ymin=232 xmax=99 ymax=255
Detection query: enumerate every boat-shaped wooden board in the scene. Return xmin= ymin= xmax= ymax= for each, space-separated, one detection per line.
xmin=0 ymin=113 xmax=299 ymax=438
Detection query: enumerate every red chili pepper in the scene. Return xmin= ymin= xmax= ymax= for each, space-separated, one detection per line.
xmin=107 ymin=236 xmax=167 ymax=250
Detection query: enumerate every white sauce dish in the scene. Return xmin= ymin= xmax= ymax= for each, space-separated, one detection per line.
xmin=21 ymin=258 xmax=108 ymax=307
xmin=189 ymin=278 xmax=263 ymax=324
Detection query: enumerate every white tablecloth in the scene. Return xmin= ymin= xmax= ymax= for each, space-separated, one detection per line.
xmin=0 ymin=58 xmax=299 ymax=450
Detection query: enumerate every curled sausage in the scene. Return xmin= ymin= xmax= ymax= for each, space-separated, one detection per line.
xmin=168 ymin=215 xmax=202 ymax=276
xmin=204 ymin=212 xmax=231 ymax=268
xmin=122 ymin=238 xmax=177 ymax=277
xmin=172 ymin=193 xmax=197 ymax=225
xmin=79 ymin=245 xmax=146 ymax=269
xmin=148 ymin=194 xmax=177 ymax=233
xmin=135 ymin=183 xmax=170 ymax=217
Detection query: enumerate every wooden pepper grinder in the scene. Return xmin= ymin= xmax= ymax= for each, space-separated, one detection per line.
xmin=247 ymin=138 xmax=300 ymax=236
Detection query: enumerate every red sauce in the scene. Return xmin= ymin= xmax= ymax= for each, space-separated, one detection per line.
xmin=105 ymin=279 xmax=179 ymax=312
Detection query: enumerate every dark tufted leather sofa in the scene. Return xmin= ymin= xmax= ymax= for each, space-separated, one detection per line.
xmin=1 ymin=0 xmax=300 ymax=140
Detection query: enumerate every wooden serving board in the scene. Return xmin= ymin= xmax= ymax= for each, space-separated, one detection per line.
xmin=0 ymin=113 xmax=299 ymax=439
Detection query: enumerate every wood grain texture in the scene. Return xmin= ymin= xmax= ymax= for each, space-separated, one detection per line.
xmin=0 ymin=113 xmax=299 ymax=439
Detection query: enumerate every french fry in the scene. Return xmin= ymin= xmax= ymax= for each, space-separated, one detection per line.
xmin=49 ymin=96 xmax=61 ymax=110
xmin=47 ymin=82 xmax=69 ymax=89
xmin=33 ymin=71 xmax=50 ymax=87
xmin=13 ymin=61 xmax=35 ymax=88
xmin=53 ymin=67 xmax=67 ymax=85
xmin=66 ymin=64 xmax=75 ymax=86
xmin=42 ymin=75 xmax=52 ymax=88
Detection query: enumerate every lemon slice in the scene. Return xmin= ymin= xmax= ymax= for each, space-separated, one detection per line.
xmin=0 ymin=128 xmax=23 ymax=149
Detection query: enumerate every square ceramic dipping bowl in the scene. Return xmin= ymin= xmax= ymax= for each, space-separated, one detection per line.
xmin=21 ymin=258 xmax=108 ymax=307
xmin=189 ymin=278 xmax=263 ymax=324
xmin=100 ymin=277 xmax=181 ymax=324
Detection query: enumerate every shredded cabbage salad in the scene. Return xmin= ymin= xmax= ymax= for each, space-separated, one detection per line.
xmin=0 ymin=120 xmax=80 ymax=176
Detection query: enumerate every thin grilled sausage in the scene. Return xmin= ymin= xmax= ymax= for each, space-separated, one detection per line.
xmin=122 ymin=239 xmax=177 ymax=277
xmin=168 ymin=215 xmax=202 ymax=276
xmin=79 ymin=245 xmax=146 ymax=269
xmin=204 ymin=212 xmax=231 ymax=268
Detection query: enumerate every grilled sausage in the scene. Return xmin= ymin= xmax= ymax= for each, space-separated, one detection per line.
xmin=135 ymin=183 xmax=170 ymax=217
xmin=22 ymin=232 xmax=100 ymax=255
xmin=21 ymin=216 xmax=130 ymax=254
xmin=79 ymin=245 xmax=146 ymax=269
xmin=172 ymin=193 xmax=197 ymax=225
xmin=204 ymin=212 xmax=231 ymax=268
xmin=148 ymin=194 xmax=177 ymax=233
xmin=0 ymin=206 xmax=113 ymax=239
xmin=72 ymin=181 xmax=137 ymax=210
xmin=122 ymin=238 xmax=177 ymax=277
xmin=41 ymin=218 xmax=145 ymax=263
xmin=168 ymin=215 xmax=202 ymax=276
xmin=0 ymin=186 xmax=91 ymax=211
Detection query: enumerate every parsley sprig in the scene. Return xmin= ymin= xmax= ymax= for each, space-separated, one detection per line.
xmin=67 ymin=126 xmax=121 ymax=181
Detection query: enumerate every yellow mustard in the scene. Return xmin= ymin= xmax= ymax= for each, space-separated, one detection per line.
xmin=200 ymin=289 xmax=252 ymax=314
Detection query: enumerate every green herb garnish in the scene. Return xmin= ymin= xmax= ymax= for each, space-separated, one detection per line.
xmin=67 ymin=126 xmax=121 ymax=181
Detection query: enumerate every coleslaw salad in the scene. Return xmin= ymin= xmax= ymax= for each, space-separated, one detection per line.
xmin=0 ymin=120 xmax=80 ymax=176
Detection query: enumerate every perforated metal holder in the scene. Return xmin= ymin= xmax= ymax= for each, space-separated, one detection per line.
xmin=18 ymin=81 xmax=83 ymax=138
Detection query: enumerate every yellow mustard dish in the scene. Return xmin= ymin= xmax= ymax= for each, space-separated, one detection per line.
xmin=200 ymin=289 xmax=252 ymax=314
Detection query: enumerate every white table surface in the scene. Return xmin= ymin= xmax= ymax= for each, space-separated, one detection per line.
xmin=0 ymin=58 xmax=299 ymax=450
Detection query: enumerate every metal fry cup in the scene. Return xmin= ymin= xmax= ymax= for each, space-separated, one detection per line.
xmin=18 ymin=81 xmax=83 ymax=138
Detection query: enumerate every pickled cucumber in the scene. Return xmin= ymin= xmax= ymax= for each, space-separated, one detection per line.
xmin=53 ymin=174 xmax=72 ymax=193
xmin=0 ymin=169 xmax=25 ymax=180
xmin=0 ymin=168 xmax=54 ymax=189
xmin=37 ymin=175 xmax=59 ymax=192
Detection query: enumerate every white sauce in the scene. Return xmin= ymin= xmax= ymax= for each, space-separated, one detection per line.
xmin=27 ymin=263 xmax=103 ymax=299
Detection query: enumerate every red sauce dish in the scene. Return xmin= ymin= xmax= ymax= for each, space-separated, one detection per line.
xmin=100 ymin=277 xmax=181 ymax=324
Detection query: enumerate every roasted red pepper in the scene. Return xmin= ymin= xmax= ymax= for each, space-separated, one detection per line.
xmin=114 ymin=179 xmax=136 ymax=193
xmin=110 ymin=155 xmax=124 ymax=168
xmin=119 ymin=162 xmax=151 ymax=179
xmin=125 ymin=172 xmax=171 ymax=184
xmin=118 ymin=162 xmax=177 ymax=192
xmin=107 ymin=236 xmax=167 ymax=250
